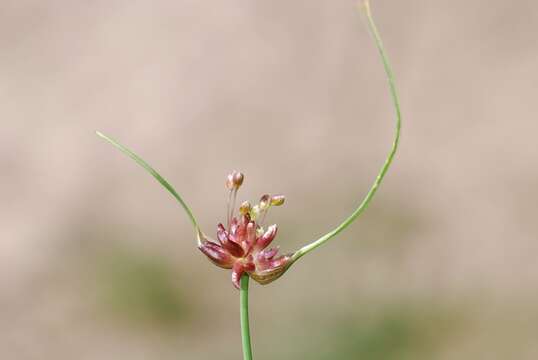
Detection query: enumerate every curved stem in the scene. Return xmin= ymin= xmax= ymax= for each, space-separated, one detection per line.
xmin=95 ymin=131 xmax=203 ymax=242
xmin=292 ymin=1 xmax=401 ymax=262
xmin=240 ymin=275 xmax=253 ymax=360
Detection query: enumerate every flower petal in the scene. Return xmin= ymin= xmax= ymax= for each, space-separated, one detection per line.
xmin=269 ymin=254 xmax=290 ymax=269
xmin=231 ymin=262 xmax=246 ymax=289
xmin=231 ymin=260 xmax=256 ymax=289
xmin=250 ymin=254 xmax=293 ymax=285
xmin=262 ymin=247 xmax=279 ymax=260
xmin=256 ymin=224 xmax=278 ymax=250
xmin=245 ymin=222 xmax=257 ymax=253
xmin=198 ymin=241 xmax=234 ymax=269
xmin=230 ymin=217 xmax=239 ymax=234
xmin=255 ymin=247 xmax=280 ymax=270
xmin=217 ymin=224 xmax=244 ymax=257
xmin=234 ymin=217 xmax=248 ymax=244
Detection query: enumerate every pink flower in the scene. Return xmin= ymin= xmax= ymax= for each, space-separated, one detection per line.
xmin=198 ymin=171 xmax=292 ymax=289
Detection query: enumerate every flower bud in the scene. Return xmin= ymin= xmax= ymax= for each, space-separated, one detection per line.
xmin=256 ymin=224 xmax=277 ymax=250
xmin=231 ymin=262 xmax=246 ymax=290
xmin=270 ymin=195 xmax=285 ymax=206
xmin=217 ymin=223 xmax=244 ymax=258
xmin=250 ymin=255 xmax=293 ymax=285
xmin=256 ymin=226 xmax=265 ymax=237
xmin=226 ymin=171 xmax=244 ymax=190
xmin=257 ymin=247 xmax=279 ymax=262
xmin=198 ymin=241 xmax=235 ymax=269
xmin=259 ymin=194 xmax=271 ymax=210
xmin=250 ymin=205 xmax=261 ymax=220
xmin=231 ymin=261 xmax=256 ymax=289
xmin=245 ymin=222 xmax=257 ymax=252
xmin=239 ymin=201 xmax=251 ymax=215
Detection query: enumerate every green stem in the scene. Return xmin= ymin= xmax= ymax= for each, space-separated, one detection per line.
xmin=240 ymin=275 xmax=253 ymax=360
xmin=292 ymin=1 xmax=401 ymax=262
xmin=95 ymin=131 xmax=203 ymax=243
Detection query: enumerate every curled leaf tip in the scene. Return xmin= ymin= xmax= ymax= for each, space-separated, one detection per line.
xmin=292 ymin=1 xmax=402 ymax=262
xmin=96 ymin=130 xmax=201 ymax=236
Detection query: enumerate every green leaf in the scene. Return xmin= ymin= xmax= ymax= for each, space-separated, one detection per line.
xmin=292 ymin=1 xmax=402 ymax=262
xmin=96 ymin=131 xmax=200 ymax=232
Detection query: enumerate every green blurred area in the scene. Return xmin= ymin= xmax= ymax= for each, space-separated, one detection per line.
xmin=96 ymin=248 xmax=190 ymax=329
xmin=252 ymin=301 xmax=464 ymax=360
xmin=298 ymin=306 xmax=459 ymax=360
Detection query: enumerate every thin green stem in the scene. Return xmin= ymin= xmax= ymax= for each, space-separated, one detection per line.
xmin=292 ymin=1 xmax=401 ymax=262
xmin=240 ymin=275 xmax=253 ymax=360
xmin=95 ymin=131 xmax=203 ymax=242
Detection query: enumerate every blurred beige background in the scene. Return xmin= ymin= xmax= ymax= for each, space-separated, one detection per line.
xmin=1 ymin=0 xmax=538 ymax=359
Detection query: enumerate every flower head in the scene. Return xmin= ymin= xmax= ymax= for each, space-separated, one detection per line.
xmin=198 ymin=171 xmax=292 ymax=289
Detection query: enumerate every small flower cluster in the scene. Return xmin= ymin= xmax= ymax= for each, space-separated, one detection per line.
xmin=198 ymin=171 xmax=291 ymax=289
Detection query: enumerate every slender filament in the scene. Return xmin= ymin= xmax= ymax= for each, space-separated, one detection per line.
xmin=227 ymin=189 xmax=233 ymax=228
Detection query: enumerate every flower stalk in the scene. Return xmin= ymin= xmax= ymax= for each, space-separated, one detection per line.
xmin=240 ymin=275 xmax=253 ymax=360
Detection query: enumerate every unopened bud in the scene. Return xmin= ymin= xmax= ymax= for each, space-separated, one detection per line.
xmin=259 ymin=194 xmax=271 ymax=210
xmin=251 ymin=205 xmax=261 ymax=220
xmin=270 ymin=195 xmax=285 ymax=206
xmin=256 ymin=224 xmax=277 ymax=249
xmin=198 ymin=240 xmax=235 ymax=269
xmin=250 ymin=255 xmax=293 ymax=285
xmin=239 ymin=201 xmax=251 ymax=215
xmin=226 ymin=171 xmax=244 ymax=190
xmin=256 ymin=226 xmax=265 ymax=237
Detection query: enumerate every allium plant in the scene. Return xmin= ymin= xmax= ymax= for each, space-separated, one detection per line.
xmin=198 ymin=176 xmax=292 ymax=289
xmin=97 ymin=2 xmax=401 ymax=359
